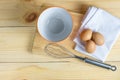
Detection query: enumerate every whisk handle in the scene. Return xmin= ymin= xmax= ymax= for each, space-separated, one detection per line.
xmin=84 ymin=58 xmax=116 ymax=71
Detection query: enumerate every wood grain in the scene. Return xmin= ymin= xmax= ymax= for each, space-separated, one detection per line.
xmin=0 ymin=62 xmax=119 ymax=80
xmin=0 ymin=0 xmax=120 ymax=80
xmin=1 ymin=0 xmax=120 ymax=26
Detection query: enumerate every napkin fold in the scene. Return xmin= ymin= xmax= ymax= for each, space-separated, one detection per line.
xmin=74 ymin=6 xmax=120 ymax=62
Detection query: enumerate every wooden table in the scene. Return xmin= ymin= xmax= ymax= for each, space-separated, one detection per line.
xmin=0 ymin=0 xmax=120 ymax=80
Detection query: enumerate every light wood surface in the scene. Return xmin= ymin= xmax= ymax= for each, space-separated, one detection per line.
xmin=0 ymin=0 xmax=120 ymax=80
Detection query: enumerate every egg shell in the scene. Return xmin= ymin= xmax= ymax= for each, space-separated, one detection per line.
xmin=85 ymin=40 xmax=96 ymax=53
xmin=92 ymin=32 xmax=104 ymax=46
xmin=80 ymin=29 xmax=92 ymax=42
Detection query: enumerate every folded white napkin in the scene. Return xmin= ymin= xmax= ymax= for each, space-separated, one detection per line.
xmin=74 ymin=6 xmax=120 ymax=62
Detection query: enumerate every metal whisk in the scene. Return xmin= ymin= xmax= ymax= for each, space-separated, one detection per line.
xmin=44 ymin=43 xmax=116 ymax=71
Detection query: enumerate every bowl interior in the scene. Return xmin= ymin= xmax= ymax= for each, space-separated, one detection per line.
xmin=37 ymin=7 xmax=73 ymax=42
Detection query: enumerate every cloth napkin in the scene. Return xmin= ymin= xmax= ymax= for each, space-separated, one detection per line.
xmin=74 ymin=6 xmax=120 ymax=62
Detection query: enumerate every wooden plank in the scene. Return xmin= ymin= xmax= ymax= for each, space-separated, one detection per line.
xmin=0 ymin=26 xmax=118 ymax=62
xmin=1 ymin=0 xmax=120 ymax=26
xmin=0 ymin=0 xmax=42 ymax=26
xmin=0 ymin=0 xmax=18 ymax=9
xmin=0 ymin=62 xmax=119 ymax=80
xmin=0 ymin=27 xmax=35 ymax=51
xmin=0 ymin=27 xmax=69 ymax=62
xmin=0 ymin=21 xmax=119 ymax=62
xmin=38 ymin=0 xmax=120 ymax=19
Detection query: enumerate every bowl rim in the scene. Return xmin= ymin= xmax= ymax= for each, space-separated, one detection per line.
xmin=36 ymin=6 xmax=73 ymax=42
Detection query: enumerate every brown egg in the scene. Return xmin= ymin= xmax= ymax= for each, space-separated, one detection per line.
xmin=85 ymin=40 xmax=96 ymax=53
xmin=80 ymin=29 xmax=92 ymax=42
xmin=92 ymin=32 xmax=104 ymax=46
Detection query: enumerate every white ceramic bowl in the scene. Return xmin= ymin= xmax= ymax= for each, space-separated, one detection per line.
xmin=37 ymin=7 xmax=73 ymax=42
